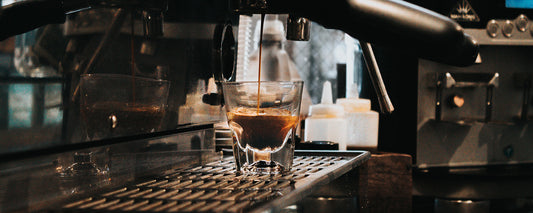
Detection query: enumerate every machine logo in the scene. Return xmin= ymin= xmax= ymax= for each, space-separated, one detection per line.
xmin=449 ymin=0 xmax=480 ymax=22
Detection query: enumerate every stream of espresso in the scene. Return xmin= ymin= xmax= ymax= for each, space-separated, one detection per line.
xmin=256 ymin=13 xmax=266 ymax=114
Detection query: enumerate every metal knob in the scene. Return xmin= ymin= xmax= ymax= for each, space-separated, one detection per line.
xmin=108 ymin=114 xmax=118 ymax=131
xmin=486 ymin=20 xmax=499 ymax=38
xmin=502 ymin=20 xmax=514 ymax=38
xmin=286 ymin=15 xmax=310 ymax=41
xmin=516 ymin=14 xmax=529 ymax=32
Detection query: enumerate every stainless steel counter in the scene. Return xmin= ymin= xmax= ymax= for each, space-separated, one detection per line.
xmin=60 ymin=151 xmax=369 ymax=213
xmin=0 ymin=124 xmax=370 ymax=212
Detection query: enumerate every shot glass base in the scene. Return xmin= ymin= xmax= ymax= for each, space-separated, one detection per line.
xmin=242 ymin=160 xmax=286 ymax=175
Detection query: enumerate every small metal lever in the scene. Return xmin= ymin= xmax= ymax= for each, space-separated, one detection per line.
xmin=360 ymin=42 xmax=394 ymax=114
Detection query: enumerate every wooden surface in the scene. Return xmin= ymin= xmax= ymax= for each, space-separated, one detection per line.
xmin=359 ymin=152 xmax=413 ymax=213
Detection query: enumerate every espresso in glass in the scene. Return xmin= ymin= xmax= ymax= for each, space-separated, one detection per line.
xmin=222 ymin=81 xmax=303 ymax=174
xmin=227 ymin=107 xmax=299 ymax=152
xmin=223 ymin=15 xmax=303 ymax=174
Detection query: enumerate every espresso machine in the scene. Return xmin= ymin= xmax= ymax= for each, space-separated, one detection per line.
xmin=0 ymin=0 xmax=479 ymax=212
xmin=351 ymin=0 xmax=533 ymax=212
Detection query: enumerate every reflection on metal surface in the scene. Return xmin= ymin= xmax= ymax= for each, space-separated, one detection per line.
xmin=434 ymin=198 xmax=490 ymax=213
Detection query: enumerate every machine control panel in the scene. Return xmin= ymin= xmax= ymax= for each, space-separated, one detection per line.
xmin=471 ymin=14 xmax=533 ymax=45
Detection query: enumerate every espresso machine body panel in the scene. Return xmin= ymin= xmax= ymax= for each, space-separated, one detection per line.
xmin=417 ymin=46 xmax=533 ymax=168
xmin=413 ymin=0 xmax=533 ymax=168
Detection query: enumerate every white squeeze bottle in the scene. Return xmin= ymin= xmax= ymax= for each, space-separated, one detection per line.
xmin=304 ymin=81 xmax=347 ymax=150
xmin=336 ymin=83 xmax=379 ymax=150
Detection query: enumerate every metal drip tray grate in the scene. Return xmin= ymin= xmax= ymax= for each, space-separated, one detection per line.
xmin=61 ymin=151 xmax=369 ymax=213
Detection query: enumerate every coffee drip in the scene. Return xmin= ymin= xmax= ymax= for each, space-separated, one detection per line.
xmin=256 ymin=13 xmax=266 ymax=113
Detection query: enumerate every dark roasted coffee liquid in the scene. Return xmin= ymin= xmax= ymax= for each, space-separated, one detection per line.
xmin=227 ymin=107 xmax=298 ymax=152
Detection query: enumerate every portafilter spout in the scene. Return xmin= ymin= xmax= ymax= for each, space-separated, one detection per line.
xmin=233 ymin=0 xmax=311 ymax=41
xmin=286 ymin=14 xmax=310 ymax=41
xmin=91 ymin=0 xmax=167 ymax=38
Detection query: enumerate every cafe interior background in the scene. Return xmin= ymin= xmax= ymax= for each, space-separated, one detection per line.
xmin=0 ymin=0 xmax=533 ymax=212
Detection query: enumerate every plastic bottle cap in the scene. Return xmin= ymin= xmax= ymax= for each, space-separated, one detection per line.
xmin=321 ymin=81 xmax=333 ymax=104
xmin=346 ymin=82 xmax=359 ymax=99
xmin=337 ymin=83 xmax=372 ymax=112
xmin=309 ymin=81 xmax=344 ymax=117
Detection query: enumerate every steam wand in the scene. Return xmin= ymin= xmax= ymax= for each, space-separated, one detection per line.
xmin=360 ymin=42 xmax=394 ymax=114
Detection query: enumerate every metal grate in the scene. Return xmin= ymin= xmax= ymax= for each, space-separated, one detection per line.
xmin=61 ymin=154 xmax=362 ymax=212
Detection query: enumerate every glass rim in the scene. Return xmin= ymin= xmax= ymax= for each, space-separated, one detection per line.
xmin=221 ymin=80 xmax=303 ymax=85
xmin=81 ymin=73 xmax=169 ymax=83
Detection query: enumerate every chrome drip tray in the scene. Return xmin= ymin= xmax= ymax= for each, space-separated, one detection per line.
xmin=61 ymin=151 xmax=370 ymax=213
